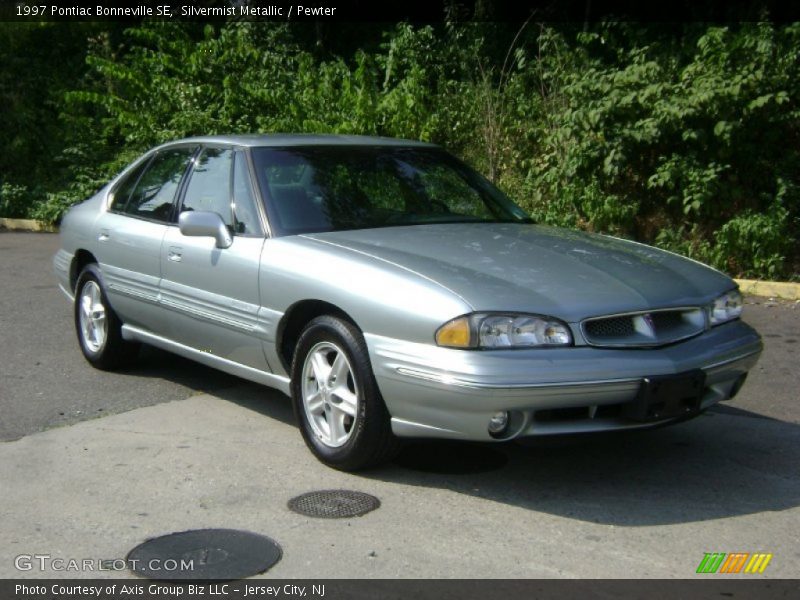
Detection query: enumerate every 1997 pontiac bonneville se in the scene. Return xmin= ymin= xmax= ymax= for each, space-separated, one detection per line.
xmin=54 ymin=135 xmax=762 ymax=470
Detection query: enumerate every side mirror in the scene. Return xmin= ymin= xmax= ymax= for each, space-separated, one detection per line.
xmin=178 ymin=211 xmax=232 ymax=249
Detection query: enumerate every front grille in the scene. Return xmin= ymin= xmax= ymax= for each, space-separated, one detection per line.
xmin=584 ymin=316 xmax=636 ymax=338
xmin=581 ymin=308 xmax=705 ymax=348
xmin=650 ymin=311 xmax=685 ymax=330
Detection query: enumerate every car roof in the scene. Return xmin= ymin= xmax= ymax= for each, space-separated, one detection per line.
xmin=158 ymin=134 xmax=440 ymax=149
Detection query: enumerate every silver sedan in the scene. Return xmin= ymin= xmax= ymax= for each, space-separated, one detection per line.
xmin=54 ymin=135 xmax=762 ymax=470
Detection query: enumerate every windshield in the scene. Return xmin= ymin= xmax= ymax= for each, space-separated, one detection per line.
xmin=250 ymin=146 xmax=531 ymax=235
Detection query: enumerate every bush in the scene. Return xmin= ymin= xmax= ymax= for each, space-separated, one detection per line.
xmin=0 ymin=183 xmax=31 ymax=218
xmin=7 ymin=20 xmax=798 ymax=279
xmin=522 ymin=22 xmax=800 ymax=278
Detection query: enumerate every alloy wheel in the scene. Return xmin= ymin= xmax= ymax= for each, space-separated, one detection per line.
xmin=301 ymin=341 xmax=359 ymax=448
xmin=78 ymin=280 xmax=107 ymax=353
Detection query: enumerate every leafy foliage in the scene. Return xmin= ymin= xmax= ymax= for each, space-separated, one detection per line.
xmin=0 ymin=183 xmax=34 ymax=219
xmin=1 ymin=19 xmax=798 ymax=279
xmin=520 ymin=22 xmax=800 ymax=278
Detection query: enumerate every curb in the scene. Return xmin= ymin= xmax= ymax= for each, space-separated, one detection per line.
xmin=2 ymin=217 xmax=798 ymax=300
xmin=0 ymin=217 xmax=57 ymax=233
xmin=735 ymin=279 xmax=800 ymax=301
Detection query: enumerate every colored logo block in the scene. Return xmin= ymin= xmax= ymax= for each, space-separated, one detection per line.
xmin=696 ymin=553 xmax=773 ymax=574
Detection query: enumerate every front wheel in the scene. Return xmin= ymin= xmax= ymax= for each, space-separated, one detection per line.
xmin=74 ymin=264 xmax=139 ymax=370
xmin=291 ymin=315 xmax=398 ymax=471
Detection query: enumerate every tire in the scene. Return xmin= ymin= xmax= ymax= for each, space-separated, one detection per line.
xmin=291 ymin=315 xmax=399 ymax=471
xmin=74 ymin=263 xmax=139 ymax=370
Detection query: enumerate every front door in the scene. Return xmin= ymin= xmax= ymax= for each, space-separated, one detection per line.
xmin=159 ymin=147 xmax=269 ymax=371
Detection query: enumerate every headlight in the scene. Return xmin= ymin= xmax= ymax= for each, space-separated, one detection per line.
xmin=709 ymin=289 xmax=743 ymax=326
xmin=435 ymin=313 xmax=573 ymax=349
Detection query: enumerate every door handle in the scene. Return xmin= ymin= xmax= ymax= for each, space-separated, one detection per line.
xmin=98 ymin=229 xmax=110 ymax=242
xmin=167 ymin=246 xmax=182 ymax=262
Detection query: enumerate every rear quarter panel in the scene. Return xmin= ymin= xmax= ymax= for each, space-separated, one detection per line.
xmin=55 ymin=192 xmax=106 ymax=292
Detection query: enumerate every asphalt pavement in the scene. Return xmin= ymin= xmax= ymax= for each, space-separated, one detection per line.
xmin=1 ymin=231 xmax=798 ymax=579
xmin=0 ymin=232 xmax=242 ymax=442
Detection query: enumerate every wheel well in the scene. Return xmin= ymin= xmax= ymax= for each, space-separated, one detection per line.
xmin=277 ymin=300 xmax=356 ymax=373
xmin=70 ymin=250 xmax=98 ymax=291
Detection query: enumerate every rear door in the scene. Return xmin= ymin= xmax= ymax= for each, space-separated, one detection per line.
xmin=160 ymin=146 xmax=270 ymax=370
xmin=95 ymin=145 xmax=197 ymax=332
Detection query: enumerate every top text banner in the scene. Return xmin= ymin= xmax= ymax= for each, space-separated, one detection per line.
xmin=8 ymin=1 xmax=344 ymax=21
xmin=5 ymin=1 xmax=798 ymax=23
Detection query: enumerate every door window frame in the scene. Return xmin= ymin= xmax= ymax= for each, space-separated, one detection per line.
xmin=106 ymin=144 xmax=200 ymax=225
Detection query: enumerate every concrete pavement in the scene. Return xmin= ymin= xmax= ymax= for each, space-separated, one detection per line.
xmin=1 ymin=386 xmax=799 ymax=579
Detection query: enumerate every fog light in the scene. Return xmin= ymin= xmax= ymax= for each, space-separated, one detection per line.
xmin=488 ymin=411 xmax=509 ymax=436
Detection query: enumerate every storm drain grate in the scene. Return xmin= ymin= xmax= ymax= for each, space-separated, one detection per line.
xmin=394 ymin=441 xmax=509 ymax=474
xmin=288 ymin=490 xmax=380 ymax=518
xmin=127 ymin=528 xmax=281 ymax=581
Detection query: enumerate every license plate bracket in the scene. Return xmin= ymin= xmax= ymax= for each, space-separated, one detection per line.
xmin=623 ymin=370 xmax=706 ymax=422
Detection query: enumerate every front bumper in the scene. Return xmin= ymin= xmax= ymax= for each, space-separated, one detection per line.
xmin=365 ymin=320 xmax=762 ymax=441
xmin=53 ymin=248 xmax=73 ymax=299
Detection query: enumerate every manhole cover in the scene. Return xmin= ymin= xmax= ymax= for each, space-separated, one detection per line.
xmin=394 ymin=441 xmax=508 ymax=474
xmin=288 ymin=490 xmax=380 ymax=518
xmin=127 ymin=528 xmax=281 ymax=581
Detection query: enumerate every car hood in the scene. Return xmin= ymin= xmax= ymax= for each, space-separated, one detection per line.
xmin=302 ymin=223 xmax=734 ymax=321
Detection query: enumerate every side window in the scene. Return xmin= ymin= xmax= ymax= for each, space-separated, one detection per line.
xmin=124 ymin=147 xmax=196 ymax=222
xmin=232 ymin=152 xmax=262 ymax=235
xmin=181 ymin=148 xmax=234 ymax=227
xmin=109 ymin=157 xmax=151 ymax=213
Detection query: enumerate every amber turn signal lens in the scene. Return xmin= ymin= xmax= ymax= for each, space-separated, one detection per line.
xmin=435 ymin=317 xmax=473 ymax=348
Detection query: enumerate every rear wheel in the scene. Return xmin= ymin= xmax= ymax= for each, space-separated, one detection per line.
xmin=291 ymin=315 xmax=398 ymax=471
xmin=74 ymin=264 xmax=139 ymax=370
